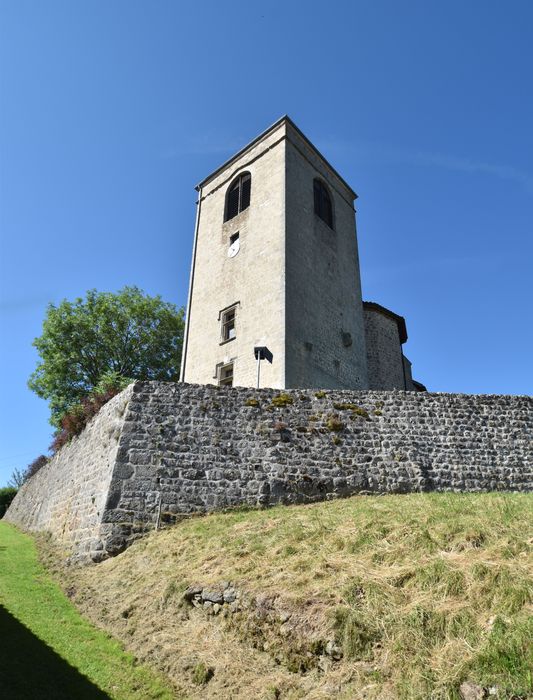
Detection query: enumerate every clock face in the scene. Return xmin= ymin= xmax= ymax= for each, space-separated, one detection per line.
xmin=228 ymin=238 xmax=240 ymax=258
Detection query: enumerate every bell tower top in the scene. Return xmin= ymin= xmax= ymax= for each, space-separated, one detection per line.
xmin=195 ymin=115 xmax=357 ymax=199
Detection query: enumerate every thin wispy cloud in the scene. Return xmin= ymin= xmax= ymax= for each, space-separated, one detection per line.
xmin=160 ymin=134 xmax=247 ymax=160
xmin=164 ymin=131 xmax=533 ymax=194
xmin=410 ymin=152 xmax=533 ymax=194
xmin=0 ymin=295 xmax=52 ymax=313
xmin=364 ymin=254 xmax=490 ymax=279
xmin=318 ymin=137 xmax=533 ymax=195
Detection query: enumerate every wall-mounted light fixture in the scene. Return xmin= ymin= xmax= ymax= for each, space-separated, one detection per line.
xmin=254 ymin=346 xmax=273 ymax=388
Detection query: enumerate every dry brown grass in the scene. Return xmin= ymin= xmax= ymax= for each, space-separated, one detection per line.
xmin=40 ymin=493 xmax=532 ymax=699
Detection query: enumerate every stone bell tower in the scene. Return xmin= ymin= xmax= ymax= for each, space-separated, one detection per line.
xmin=180 ymin=116 xmax=368 ymax=390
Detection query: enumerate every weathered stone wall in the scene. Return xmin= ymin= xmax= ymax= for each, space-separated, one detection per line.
xmin=103 ymin=382 xmax=532 ymax=555
xmin=364 ymin=306 xmax=406 ymax=390
xmin=5 ymin=382 xmax=532 ymax=560
xmin=402 ymin=355 xmax=414 ymax=389
xmin=285 ymin=122 xmax=368 ymax=390
xmin=4 ymin=387 xmax=132 ymax=558
xmin=182 ymin=120 xmax=287 ymax=389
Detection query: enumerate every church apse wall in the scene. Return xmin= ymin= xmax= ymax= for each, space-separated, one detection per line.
xmin=363 ymin=302 xmax=419 ymax=390
xmin=5 ymin=381 xmax=532 ymax=561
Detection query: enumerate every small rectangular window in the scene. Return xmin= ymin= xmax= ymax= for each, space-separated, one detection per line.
xmin=221 ymin=306 xmax=236 ymax=342
xmin=218 ymin=362 xmax=234 ymax=387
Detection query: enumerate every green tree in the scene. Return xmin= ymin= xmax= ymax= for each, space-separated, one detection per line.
xmin=28 ymin=287 xmax=184 ymax=426
xmin=0 ymin=487 xmax=18 ymax=516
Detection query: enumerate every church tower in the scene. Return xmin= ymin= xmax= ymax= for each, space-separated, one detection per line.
xmin=180 ymin=116 xmax=369 ymax=390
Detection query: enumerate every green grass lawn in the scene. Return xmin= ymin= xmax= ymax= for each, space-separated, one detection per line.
xmin=0 ymin=521 xmax=176 ymax=700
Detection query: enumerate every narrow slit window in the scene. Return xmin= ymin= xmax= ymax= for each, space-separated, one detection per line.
xmin=218 ymin=362 xmax=234 ymax=387
xmin=225 ymin=173 xmax=251 ymax=222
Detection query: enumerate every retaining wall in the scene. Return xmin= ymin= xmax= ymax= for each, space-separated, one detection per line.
xmin=5 ymin=387 xmax=132 ymax=558
xmin=5 ymin=382 xmax=532 ymax=560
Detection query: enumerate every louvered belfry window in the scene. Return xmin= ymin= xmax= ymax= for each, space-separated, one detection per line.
xmin=225 ymin=173 xmax=251 ymax=222
xmin=313 ymin=179 xmax=333 ymax=228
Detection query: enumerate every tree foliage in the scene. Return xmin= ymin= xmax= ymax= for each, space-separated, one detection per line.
xmin=0 ymin=487 xmax=18 ymax=516
xmin=23 ymin=455 xmax=49 ymax=481
xmin=28 ymin=287 xmax=184 ymax=426
xmin=50 ymin=374 xmax=131 ymax=453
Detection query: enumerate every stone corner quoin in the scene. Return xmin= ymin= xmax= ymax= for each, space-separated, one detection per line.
xmin=4 ymin=381 xmax=533 ymax=561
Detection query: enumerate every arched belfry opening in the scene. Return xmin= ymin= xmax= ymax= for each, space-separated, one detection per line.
xmin=313 ymin=178 xmax=333 ymax=228
xmin=224 ymin=172 xmax=251 ymax=222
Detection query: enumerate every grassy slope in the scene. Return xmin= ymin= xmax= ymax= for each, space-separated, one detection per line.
xmin=0 ymin=522 xmax=175 ymax=699
xmin=50 ymin=493 xmax=533 ymax=700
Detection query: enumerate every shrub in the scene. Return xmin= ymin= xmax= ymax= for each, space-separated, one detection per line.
xmin=245 ymin=398 xmax=260 ymax=407
xmin=24 ymin=455 xmax=49 ymax=481
xmin=0 ymin=487 xmax=18 ymax=517
xmin=93 ymin=371 xmax=132 ymax=396
xmin=314 ymin=391 xmax=327 ymax=399
xmin=49 ymin=381 xmax=129 ymax=454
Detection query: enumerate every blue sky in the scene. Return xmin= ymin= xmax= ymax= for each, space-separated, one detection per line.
xmin=1 ymin=1 xmax=532 ymax=485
